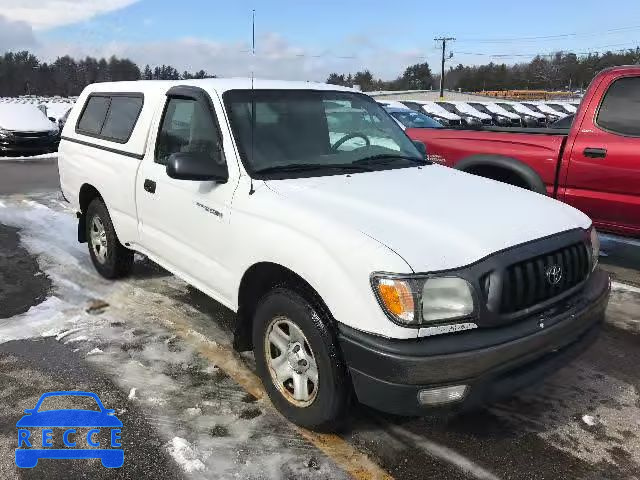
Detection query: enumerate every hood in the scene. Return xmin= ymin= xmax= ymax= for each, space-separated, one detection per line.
xmin=486 ymin=105 xmax=520 ymax=120
xmin=266 ymin=166 xmax=591 ymax=272
xmin=42 ymin=103 xmax=73 ymax=121
xmin=534 ymin=103 xmax=568 ymax=118
xmin=512 ymin=104 xmax=545 ymax=119
xmin=0 ymin=104 xmax=57 ymax=132
xmin=457 ymin=104 xmax=492 ymax=120
xmin=421 ymin=103 xmax=461 ymax=120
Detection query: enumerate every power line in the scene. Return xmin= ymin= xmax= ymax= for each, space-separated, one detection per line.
xmin=455 ymin=43 xmax=640 ymax=59
xmin=456 ymin=24 xmax=640 ymax=44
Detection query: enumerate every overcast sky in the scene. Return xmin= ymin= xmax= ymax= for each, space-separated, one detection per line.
xmin=1 ymin=0 xmax=640 ymax=81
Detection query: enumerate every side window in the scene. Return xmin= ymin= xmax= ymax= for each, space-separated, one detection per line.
xmin=596 ymin=77 xmax=640 ymax=136
xmin=77 ymin=96 xmax=110 ymax=135
xmin=101 ymin=96 xmax=144 ymax=142
xmin=76 ymin=94 xmax=143 ymax=142
xmin=155 ymin=97 xmax=222 ymax=166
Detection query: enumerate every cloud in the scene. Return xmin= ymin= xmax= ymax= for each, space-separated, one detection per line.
xmin=35 ymin=33 xmax=434 ymax=82
xmin=0 ymin=15 xmax=38 ymax=50
xmin=0 ymin=0 xmax=140 ymax=30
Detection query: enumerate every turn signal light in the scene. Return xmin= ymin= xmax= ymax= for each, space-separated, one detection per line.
xmin=376 ymin=279 xmax=415 ymax=323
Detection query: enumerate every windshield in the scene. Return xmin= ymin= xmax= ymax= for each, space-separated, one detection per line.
xmin=37 ymin=395 xmax=101 ymax=412
xmin=223 ymin=90 xmax=424 ymax=178
xmin=390 ymin=110 xmax=442 ymax=128
xmin=497 ymin=103 xmax=516 ymax=113
xmin=437 ymin=102 xmax=458 ymax=114
xmin=546 ymin=103 xmax=567 ymax=113
xmin=522 ymin=103 xmax=542 ymax=113
xmin=468 ymin=103 xmax=490 ymax=114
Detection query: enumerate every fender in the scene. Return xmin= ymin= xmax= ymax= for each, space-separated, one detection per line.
xmin=455 ymin=154 xmax=547 ymax=195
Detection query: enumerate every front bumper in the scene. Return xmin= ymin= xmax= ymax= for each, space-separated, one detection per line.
xmin=0 ymin=136 xmax=59 ymax=155
xmin=339 ymin=269 xmax=610 ymax=416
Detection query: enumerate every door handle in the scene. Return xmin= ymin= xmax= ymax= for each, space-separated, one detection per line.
xmin=583 ymin=147 xmax=607 ymax=159
xmin=143 ymin=179 xmax=156 ymax=194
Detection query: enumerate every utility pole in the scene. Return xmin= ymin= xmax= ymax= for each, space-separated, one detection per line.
xmin=435 ymin=37 xmax=455 ymax=99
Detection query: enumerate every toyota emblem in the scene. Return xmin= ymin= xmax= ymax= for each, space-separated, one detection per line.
xmin=545 ymin=265 xmax=563 ymax=285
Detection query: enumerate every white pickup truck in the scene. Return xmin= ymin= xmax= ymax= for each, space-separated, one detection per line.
xmin=58 ymin=79 xmax=610 ymax=431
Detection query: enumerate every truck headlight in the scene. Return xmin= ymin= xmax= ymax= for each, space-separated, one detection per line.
xmin=587 ymin=226 xmax=600 ymax=271
xmin=371 ymin=274 xmax=476 ymax=326
xmin=422 ymin=277 xmax=475 ymax=322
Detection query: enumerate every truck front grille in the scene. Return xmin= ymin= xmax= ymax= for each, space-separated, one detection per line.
xmin=493 ymin=242 xmax=591 ymax=314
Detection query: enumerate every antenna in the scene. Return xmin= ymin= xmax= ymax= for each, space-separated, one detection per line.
xmin=249 ymin=9 xmax=256 ymax=195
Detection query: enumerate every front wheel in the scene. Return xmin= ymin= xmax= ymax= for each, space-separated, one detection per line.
xmin=252 ymin=288 xmax=350 ymax=431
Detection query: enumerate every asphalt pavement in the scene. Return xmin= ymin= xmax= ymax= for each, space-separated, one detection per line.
xmin=0 ymin=159 xmax=60 ymax=195
xmin=0 ymin=159 xmax=639 ymax=479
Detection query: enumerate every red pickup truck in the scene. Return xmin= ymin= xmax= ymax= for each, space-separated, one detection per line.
xmin=407 ymin=65 xmax=640 ymax=238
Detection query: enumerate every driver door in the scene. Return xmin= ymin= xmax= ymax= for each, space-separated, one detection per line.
xmin=137 ymin=87 xmax=238 ymax=302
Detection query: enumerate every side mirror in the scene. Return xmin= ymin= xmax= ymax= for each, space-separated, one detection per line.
xmin=413 ymin=140 xmax=427 ymax=159
xmin=166 ymin=151 xmax=228 ymax=182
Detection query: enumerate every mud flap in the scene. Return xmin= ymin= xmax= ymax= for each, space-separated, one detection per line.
xmin=77 ymin=211 xmax=87 ymax=243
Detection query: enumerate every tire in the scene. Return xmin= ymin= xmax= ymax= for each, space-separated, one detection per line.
xmin=86 ymin=198 xmax=133 ymax=279
xmin=252 ymin=288 xmax=350 ymax=431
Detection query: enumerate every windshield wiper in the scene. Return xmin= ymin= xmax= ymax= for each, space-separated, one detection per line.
xmin=353 ymin=154 xmax=430 ymax=166
xmin=253 ymin=163 xmax=375 ymax=175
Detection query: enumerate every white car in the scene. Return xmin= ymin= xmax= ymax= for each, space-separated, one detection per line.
xmin=437 ymin=101 xmax=493 ymax=126
xmin=375 ymin=99 xmax=410 ymax=110
xmin=495 ymin=101 xmax=547 ymax=127
xmin=543 ymin=101 xmax=577 ymax=115
xmin=383 ymin=107 xmax=443 ymax=130
xmin=0 ymin=103 xmax=60 ymax=155
xmin=401 ymin=100 xmax=463 ymax=127
xmin=521 ymin=101 xmax=567 ymax=122
xmin=467 ymin=102 xmax=523 ymax=127
xmin=58 ymin=79 xmax=609 ymax=430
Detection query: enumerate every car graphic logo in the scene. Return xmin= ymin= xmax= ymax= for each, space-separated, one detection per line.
xmin=545 ymin=265 xmax=563 ymax=285
xmin=15 ymin=391 xmax=123 ymax=469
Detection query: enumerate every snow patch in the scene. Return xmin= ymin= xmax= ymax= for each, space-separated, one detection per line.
xmin=611 ymin=281 xmax=640 ymax=294
xmin=56 ymin=328 xmax=81 ymax=341
xmin=166 ymin=437 xmax=205 ymax=473
xmin=65 ymin=335 xmax=88 ymax=343
xmin=128 ymin=388 xmax=137 ymax=400
xmin=582 ymin=415 xmax=597 ymax=426
xmin=87 ymin=347 xmax=103 ymax=355
xmin=0 ymin=296 xmax=72 ymax=343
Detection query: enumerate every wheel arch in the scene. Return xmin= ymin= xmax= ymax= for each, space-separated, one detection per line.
xmin=233 ymin=261 xmax=335 ymax=352
xmin=77 ymin=183 xmax=103 ymax=243
xmin=455 ymin=154 xmax=547 ymax=195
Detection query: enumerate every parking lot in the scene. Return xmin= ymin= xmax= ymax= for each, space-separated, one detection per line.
xmin=0 ymin=158 xmax=638 ymax=479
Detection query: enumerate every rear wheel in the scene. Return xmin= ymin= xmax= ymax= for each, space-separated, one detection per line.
xmin=86 ymin=198 xmax=133 ymax=279
xmin=252 ymin=288 xmax=350 ymax=431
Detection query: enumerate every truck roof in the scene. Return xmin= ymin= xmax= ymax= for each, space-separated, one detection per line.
xmin=81 ymin=78 xmax=357 ymax=95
